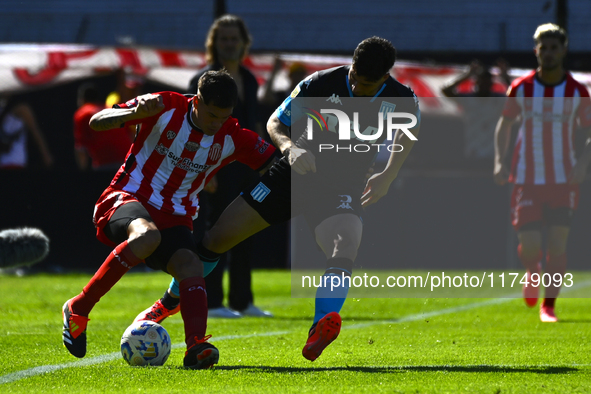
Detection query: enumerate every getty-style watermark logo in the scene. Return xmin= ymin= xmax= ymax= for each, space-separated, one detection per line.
xmin=302 ymin=100 xmax=418 ymax=153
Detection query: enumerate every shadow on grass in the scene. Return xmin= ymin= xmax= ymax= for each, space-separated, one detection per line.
xmin=268 ymin=316 xmax=402 ymax=322
xmin=211 ymin=365 xmax=577 ymax=374
xmin=554 ymin=319 xmax=591 ymax=324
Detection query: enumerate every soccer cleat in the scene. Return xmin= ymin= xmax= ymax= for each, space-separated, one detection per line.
xmin=133 ymin=299 xmax=180 ymax=324
xmin=62 ymin=299 xmax=90 ymax=358
xmin=184 ymin=335 xmax=219 ymax=369
xmin=208 ymin=306 xmax=242 ymax=318
xmin=302 ymin=311 xmax=341 ymax=361
xmin=540 ymin=305 xmax=558 ymax=323
xmin=239 ymin=303 xmax=273 ymax=317
xmin=523 ymin=264 xmax=541 ymax=307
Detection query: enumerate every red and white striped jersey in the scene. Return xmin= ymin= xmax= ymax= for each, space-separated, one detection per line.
xmin=502 ymin=70 xmax=591 ymax=185
xmin=108 ymin=92 xmax=275 ymax=219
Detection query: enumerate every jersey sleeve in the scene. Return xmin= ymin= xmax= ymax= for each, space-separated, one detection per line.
xmin=231 ymin=127 xmax=278 ymax=171
xmin=576 ymin=84 xmax=591 ymax=128
xmin=502 ymin=83 xmax=522 ymax=119
xmin=114 ymin=92 xmax=172 ymax=128
xmin=275 ymin=72 xmax=317 ymax=126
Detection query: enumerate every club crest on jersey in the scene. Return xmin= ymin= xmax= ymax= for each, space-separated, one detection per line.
xmin=208 ymin=143 xmax=222 ymax=161
xmin=250 ymin=182 xmax=271 ymax=203
xmin=379 ymin=101 xmax=397 ymax=120
xmin=166 ymin=130 xmax=177 ymax=140
xmin=185 ymin=141 xmax=200 ymax=152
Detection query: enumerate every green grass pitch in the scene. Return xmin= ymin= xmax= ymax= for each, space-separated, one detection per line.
xmin=1 ymin=270 xmax=590 ymax=393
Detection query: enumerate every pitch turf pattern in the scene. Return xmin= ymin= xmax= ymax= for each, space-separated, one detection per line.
xmin=1 ymin=271 xmax=591 ymax=393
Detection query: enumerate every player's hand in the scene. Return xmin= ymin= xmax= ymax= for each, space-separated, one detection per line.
xmin=493 ymin=161 xmax=510 ymax=185
xmin=361 ymin=172 xmax=393 ymax=208
xmin=286 ymin=146 xmax=316 ymax=175
xmin=203 ymin=175 xmax=218 ymax=193
xmin=568 ymin=160 xmax=588 ymax=184
xmin=134 ymin=94 xmax=165 ymax=118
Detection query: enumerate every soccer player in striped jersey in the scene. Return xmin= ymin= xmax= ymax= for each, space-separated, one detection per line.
xmin=494 ymin=23 xmax=591 ymax=322
xmin=61 ymin=70 xmax=277 ymax=368
xmin=135 ymin=37 xmax=420 ymax=361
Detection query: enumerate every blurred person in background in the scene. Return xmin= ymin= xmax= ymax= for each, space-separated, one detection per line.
xmin=494 ymin=23 xmax=591 ymax=322
xmin=0 ymin=93 xmax=53 ymax=169
xmin=73 ymin=83 xmax=133 ymax=171
xmin=442 ymin=59 xmax=512 ymax=160
xmin=185 ymin=14 xmax=274 ymax=318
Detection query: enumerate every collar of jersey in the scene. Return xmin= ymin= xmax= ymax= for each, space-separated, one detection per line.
xmin=346 ymin=74 xmax=387 ymax=102
xmin=186 ymin=101 xmax=214 ymax=148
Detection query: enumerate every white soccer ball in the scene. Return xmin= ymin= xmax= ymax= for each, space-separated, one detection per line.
xmin=120 ymin=321 xmax=171 ymax=366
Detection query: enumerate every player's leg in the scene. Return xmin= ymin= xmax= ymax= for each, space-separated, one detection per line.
xmin=135 ymin=196 xmax=276 ymax=323
xmin=165 ymin=247 xmax=218 ymax=369
xmin=517 ymin=228 xmax=543 ymax=307
xmin=63 ymin=201 xmax=159 ymax=358
xmin=538 ymin=185 xmax=578 ymax=322
xmin=511 ymin=185 xmax=543 ymax=307
xmin=539 ymin=225 xmax=569 ymax=322
xmin=302 ymin=212 xmax=362 ymax=361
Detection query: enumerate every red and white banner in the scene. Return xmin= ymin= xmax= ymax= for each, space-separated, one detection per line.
xmin=2 ymin=44 xmax=591 ymax=115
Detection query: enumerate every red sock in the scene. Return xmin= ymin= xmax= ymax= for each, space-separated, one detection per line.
xmin=179 ymin=276 xmax=208 ymax=349
xmin=71 ymin=240 xmax=142 ymax=316
xmin=544 ymin=253 xmax=566 ymax=301
xmin=517 ymin=244 xmax=542 ymax=273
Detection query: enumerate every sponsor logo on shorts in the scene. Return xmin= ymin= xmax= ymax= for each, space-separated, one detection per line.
xmin=337 ymin=195 xmax=353 ymax=210
xmin=251 ymin=182 xmax=271 ymax=202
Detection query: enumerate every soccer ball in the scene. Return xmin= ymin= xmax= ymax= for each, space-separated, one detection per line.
xmin=120 ymin=320 xmax=171 ymax=366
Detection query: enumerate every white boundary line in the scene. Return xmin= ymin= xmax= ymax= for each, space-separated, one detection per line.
xmin=2 ymin=282 xmax=590 ymax=385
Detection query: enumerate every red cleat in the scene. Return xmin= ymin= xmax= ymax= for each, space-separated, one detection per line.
xmin=302 ymin=312 xmax=341 ymax=361
xmin=540 ymin=305 xmax=558 ymax=322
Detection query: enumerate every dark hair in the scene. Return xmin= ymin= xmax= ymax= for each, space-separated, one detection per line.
xmin=352 ymin=37 xmax=396 ymax=82
xmin=205 ymin=14 xmax=252 ymax=65
xmin=78 ymin=83 xmax=100 ymax=103
xmin=197 ymin=69 xmax=238 ymax=108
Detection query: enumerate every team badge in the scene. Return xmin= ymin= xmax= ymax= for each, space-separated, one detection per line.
xmin=379 ymin=101 xmax=397 ymax=120
xmin=208 ymin=143 xmax=222 ymax=161
xmin=250 ymin=182 xmax=271 ymax=203
xmin=184 ymin=141 xmax=200 ymax=152
xmin=166 ymin=130 xmax=176 ymax=140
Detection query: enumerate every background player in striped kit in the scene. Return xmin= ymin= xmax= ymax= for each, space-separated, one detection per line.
xmin=60 ymin=70 xmax=277 ymax=369
xmin=494 ymin=23 xmax=591 ymax=322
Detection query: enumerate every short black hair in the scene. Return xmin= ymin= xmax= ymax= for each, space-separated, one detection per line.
xmin=78 ymin=83 xmax=100 ymax=103
xmin=197 ymin=69 xmax=238 ymax=108
xmin=352 ymin=37 xmax=396 ymax=82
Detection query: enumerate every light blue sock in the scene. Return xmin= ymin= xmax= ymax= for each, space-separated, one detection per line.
xmin=313 ymin=269 xmax=351 ymax=324
xmin=168 ymin=260 xmax=218 ymax=297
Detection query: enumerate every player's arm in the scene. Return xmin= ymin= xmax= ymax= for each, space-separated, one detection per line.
xmin=13 ymin=103 xmax=53 ymax=167
xmin=441 ymin=61 xmax=481 ymax=98
xmin=89 ymin=94 xmax=164 ymax=131
xmin=361 ymin=124 xmax=420 ymax=207
xmin=267 ymin=115 xmax=316 ymax=174
xmin=569 ymin=125 xmax=591 ymax=184
xmin=493 ymin=115 xmax=515 ymax=185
